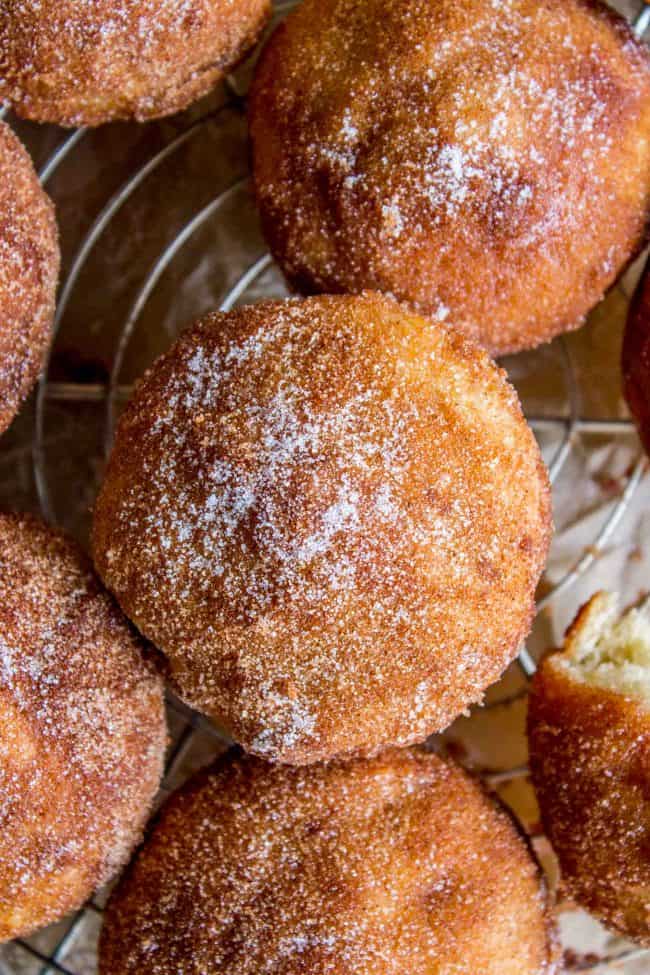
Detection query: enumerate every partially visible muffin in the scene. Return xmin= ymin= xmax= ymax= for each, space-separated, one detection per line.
xmin=0 ymin=513 xmax=167 ymax=942
xmin=623 ymin=256 xmax=650 ymax=457
xmin=250 ymin=0 xmax=650 ymax=354
xmin=0 ymin=0 xmax=271 ymax=127
xmin=528 ymin=592 xmax=650 ymax=944
xmin=100 ymin=748 xmax=559 ymax=974
xmin=93 ymin=293 xmax=551 ymax=765
xmin=0 ymin=121 xmax=59 ymax=436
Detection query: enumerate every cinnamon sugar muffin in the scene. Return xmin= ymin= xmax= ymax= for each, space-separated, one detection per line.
xmin=528 ymin=592 xmax=650 ymax=945
xmin=623 ymin=255 xmax=650 ymax=457
xmin=0 ymin=513 xmax=167 ymax=942
xmin=100 ymin=748 xmax=559 ymax=974
xmin=93 ymin=293 xmax=551 ymax=764
xmin=0 ymin=121 xmax=59 ymax=436
xmin=249 ymin=0 xmax=650 ymax=355
xmin=0 ymin=0 xmax=270 ymax=127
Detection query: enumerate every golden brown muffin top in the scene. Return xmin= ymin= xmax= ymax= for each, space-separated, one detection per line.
xmin=93 ymin=293 xmax=551 ymax=763
xmin=0 ymin=512 xmax=166 ymax=941
xmin=0 ymin=0 xmax=270 ymax=126
xmin=250 ymin=0 xmax=650 ymax=354
xmin=0 ymin=121 xmax=59 ymax=436
xmin=101 ymin=748 xmax=559 ymax=974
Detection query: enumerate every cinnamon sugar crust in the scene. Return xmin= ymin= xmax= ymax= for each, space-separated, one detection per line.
xmin=0 ymin=122 xmax=59 ymax=437
xmin=0 ymin=513 xmax=167 ymax=942
xmin=92 ymin=293 xmax=551 ymax=764
xmin=623 ymin=256 xmax=650 ymax=458
xmin=100 ymin=748 xmax=559 ymax=974
xmin=528 ymin=592 xmax=650 ymax=945
xmin=249 ymin=0 xmax=650 ymax=355
xmin=0 ymin=0 xmax=271 ymax=127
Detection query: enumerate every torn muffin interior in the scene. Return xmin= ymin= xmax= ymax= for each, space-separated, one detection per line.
xmin=556 ymin=592 xmax=650 ymax=705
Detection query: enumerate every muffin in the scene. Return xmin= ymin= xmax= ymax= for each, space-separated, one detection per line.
xmin=0 ymin=121 xmax=59 ymax=436
xmin=0 ymin=0 xmax=271 ymax=127
xmin=93 ymin=293 xmax=551 ymax=764
xmin=100 ymin=748 xmax=559 ymax=974
xmin=623 ymin=255 xmax=650 ymax=457
xmin=528 ymin=592 xmax=650 ymax=944
xmin=249 ymin=0 xmax=650 ymax=355
xmin=0 ymin=513 xmax=167 ymax=942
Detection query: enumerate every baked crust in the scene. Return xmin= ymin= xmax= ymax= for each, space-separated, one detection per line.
xmin=249 ymin=0 xmax=650 ymax=355
xmin=623 ymin=255 xmax=650 ymax=457
xmin=93 ymin=292 xmax=551 ymax=764
xmin=0 ymin=513 xmax=167 ymax=942
xmin=0 ymin=122 xmax=59 ymax=436
xmin=0 ymin=0 xmax=271 ymax=127
xmin=528 ymin=593 xmax=650 ymax=944
xmin=100 ymin=748 xmax=559 ymax=974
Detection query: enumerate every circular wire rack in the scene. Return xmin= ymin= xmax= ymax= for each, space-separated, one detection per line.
xmin=1 ymin=2 xmax=650 ymax=972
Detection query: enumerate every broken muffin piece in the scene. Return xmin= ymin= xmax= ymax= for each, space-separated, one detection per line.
xmin=528 ymin=592 xmax=650 ymax=944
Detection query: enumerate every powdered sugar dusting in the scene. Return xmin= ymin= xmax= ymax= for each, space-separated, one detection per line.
xmin=0 ymin=121 xmax=59 ymax=435
xmin=0 ymin=514 xmax=166 ymax=941
xmin=94 ymin=294 xmax=550 ymax=764
xmin=250 ymin=0 xmax=650 ymax=353
xmin=0 ymin=0 xmax=270 ymax=125
xmin=100 ymin=750 xmax=559 ymax=974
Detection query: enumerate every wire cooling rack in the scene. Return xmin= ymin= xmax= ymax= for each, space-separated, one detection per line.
xmin=1 ymin=1 xmax=650 ymax=972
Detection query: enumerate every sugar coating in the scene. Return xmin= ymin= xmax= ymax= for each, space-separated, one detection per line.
xmin=93 ymin=293 xmax=551 ymax=764
xmin=0 ymin=121 xmax=59 ymax=436
xmin=623 ymin=258 xmax=650 ymax=458
xmin=529 ymin=593 xmax=650 ymax=945
xmin=249 ymin=0 xmax=650 ymax=354
xmin=0 ymin=513 xmax=167 ymax=942
xmin=0 ymin=0 xmax=270 ymax=126
xmin=100 ymin=749 xmax=559 ymax=974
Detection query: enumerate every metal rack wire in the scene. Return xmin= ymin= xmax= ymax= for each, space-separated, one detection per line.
xmin=1 ymin=1 xmax=649 ymax=971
